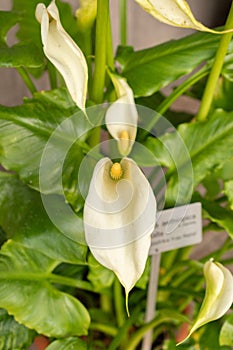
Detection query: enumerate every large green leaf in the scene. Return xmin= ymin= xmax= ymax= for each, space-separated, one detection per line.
xmin=146 ymin=111 xmax=233 ymax=205
xmin=46 ymin=337 xmax=87 ymax=350
xmin=0 ymin=172 xmax=87 ymax=263
xmin=0 ymin=88 xmax=90 ymax=207
xmin=0 ymin=308 xmax=35 ymax=350
xmin=0 ymin=240 xmax=90 ymax=337
xmin=116 ymin=31 xmax=233 ymax=97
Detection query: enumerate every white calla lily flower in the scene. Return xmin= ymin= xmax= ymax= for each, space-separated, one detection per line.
xmin=178 ymin=259 xmax=233 ymax=345
xmin=84 ymin=157 xmax=156 ymax=303
xmin=135 ymin=0 xmax=232 ymax=33
xmin=106 ymin=74 xmax=138 ymax=156
xmin=36 ymin=0 xmax=88 ymax=111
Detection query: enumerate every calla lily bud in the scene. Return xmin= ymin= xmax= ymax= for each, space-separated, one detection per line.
xmin=36 ymin=0 xmax=88 ymax=111
xmin=106 ymin=74 xmax=138 ymax=156
xmin=84 ymin=157 xmax=156 ymax=303
xmin=178 ymin=259 xmax=233 ymax=345
xmin=76 ymin=0 xmax=97 ymax=32
xmin=135 ymin=0 xmax=233 ymax=34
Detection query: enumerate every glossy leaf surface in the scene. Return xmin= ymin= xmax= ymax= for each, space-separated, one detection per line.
xmin=0 ymin=308 xmax=35 ymax=350
xmin=117 ymin=32 xmax=233 ymax=97
xmin=0 ymin=240 xmax=90 ymax=337
xmin=146 ymin=111 xmax=233 ymax=205
xmin=0 ymin=172 xmax=87 ymax=263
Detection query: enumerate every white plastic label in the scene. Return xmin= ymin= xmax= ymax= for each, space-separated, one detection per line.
xmin=149 ymin=202 xmax=202 ymax=255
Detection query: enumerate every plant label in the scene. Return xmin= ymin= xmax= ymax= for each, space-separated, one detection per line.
xmin=149 ymin=202 xmax=202 ymax=255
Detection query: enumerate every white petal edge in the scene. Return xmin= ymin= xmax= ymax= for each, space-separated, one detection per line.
xmin=36 ymin=1 xmax=88 ymax=111
xmin=106 ymin=74 xmax=138 ymax=156
xmin=135 ymin=0 xmax=233 ymax=33
xmin=178 ymin=259 xmax=233 ymax=345
xmin=83 ymin=157 xmax=156 ymax=295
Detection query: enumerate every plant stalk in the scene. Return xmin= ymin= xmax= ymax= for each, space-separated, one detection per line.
xmin=91 ymin=0 xmax=110 ymax=104
xmin=197 ymin=2 xmax=233 ymax=121
xmin=17 ymin=67 xmax=37 ymax=95
xmin=120 ymin=0 xmax=127 ymax=45
xmin=114 ymin=279 xmax=126 ymax=327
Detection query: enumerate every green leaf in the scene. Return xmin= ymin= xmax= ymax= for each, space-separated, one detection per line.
xmin=46 ymin=337 xmax=87 ymax=350
xmin=0 ymin=240 xmax=90 ymax=337
xmin=0 ymin=11 xmax=20 ymax=44
xmin=116 ymin=31 xmax=233 ymax=97
xmin=12 ymin=0 xmax=50 ymax=49
xmin=0 ymin=9 xmax=44 ymax=69
xmin=220 ymin=314 xmax=233 ymax=346
xmin=0 ymin=172 xmax=87 ymax=263
xmin=0 ymin=88 xmax=90 ymax=206
xmin=202 ymin=174 xmax=221 ymax=199
xmin=0 ymin=308 xmax=35 ymax=350
xmin=87 ymin=253 xmax=115 ymax=293
xmin=223 ymin=180 xmax=233 ymax=210
xmin=0 ymin=43 xmax=44 ymax=68
xmin=201 ymin=198 xmax=233 ymax=239
xmin=146 ymin=111 xmax=233 ymax=205
xmin=13 ymin=0 xmax=78 ymax=46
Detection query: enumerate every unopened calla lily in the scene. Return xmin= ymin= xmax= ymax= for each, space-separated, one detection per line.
xmin=76 ymin=0 xmax=97 ymax=32
xmin=135 ymin=0 xmax=233 ymax=33
xmin=84 ymin=157 xmax=156 ymax=306
xmin=36 ymin=0 xmax=88 ymax=111
xmin=106 ymin=73 xmax=138 ymax=156
xmin=178 ymin=259 xmax=233 ymax=345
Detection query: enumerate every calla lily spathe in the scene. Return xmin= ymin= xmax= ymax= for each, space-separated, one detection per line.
xmin=84 ymin=157 xmax=156 ymax=298
xmin=135 ymin=0 xmax=232 ymax=33
xmin=178 ymin=259 xmax=233 ymax=345
xmin=106 ymin=73 xmax=138 ymax=156
xmin=36 ymin=0 xmax=88 ymax=111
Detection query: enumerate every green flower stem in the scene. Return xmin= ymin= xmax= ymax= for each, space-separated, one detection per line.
xmin=126 ymin=316 xmax=180 ymax=350
xmin=108 ymin=310 xmax=141 ymax=350
xmin=139 ymin=66 xmax=209 ymax=140
xmin=114 ymin=279 xmax=126 ymax=327
xmin=107 ymin=13 xmax=114 ymax=70
xmin=47 ymin=61 xmax=58 ymax=90
xmin=87 ymin=127 xmax=101 ymax=148
xmin=157 ymin=68 xmax=209 ymax=116
xmin=120 ymin=0 xmax=127 ymax=46
xmin=91 ymin=0 xmax=110 ymax=104
xmin=160 ymin=260 xmax=203 ymax=286
xmin=82 ymin=28 xmax=94 ymax=93
xmin=17 ymin=67 xmax=37 ymax=95
xmin=100 ymin=293 xmax=112 ymax=313
xmin=90 ymin=322 xmax=118 ymax=337
xmin=197 ymin=2 xmax=233 ymax=122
